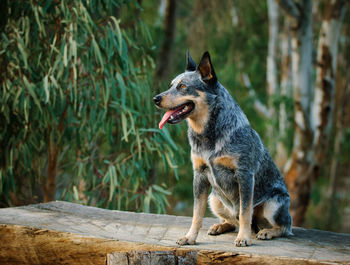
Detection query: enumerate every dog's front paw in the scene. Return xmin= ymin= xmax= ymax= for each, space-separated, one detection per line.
xmin=176 ymin=236 xmax=196 ymax=245
xmin=234 ymin=236 xmax=252 ymax=247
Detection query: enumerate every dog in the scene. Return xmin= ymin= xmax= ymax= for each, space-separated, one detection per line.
xmin=153 ymin=51 xmax=292 ymax=247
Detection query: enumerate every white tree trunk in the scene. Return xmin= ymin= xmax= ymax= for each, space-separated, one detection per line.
xmin=278 ymin=0 xmax=347 ymax=226
xmin=279 ymin=0 xmax=314 ymax=226
xmin=290 ymin=0 xmax=313 ymax=156
xmin=279 ymin=22 xmax=292 ymax=135
xmin=266 ymin=0 xmax=280 ymax=155
xmin=276 ymin=20 xmax=292 ymax=170
xmin=267 ymin=0 xmax=279 ymax=98
xmin=312 ymin=0 xmax=347 ymax=164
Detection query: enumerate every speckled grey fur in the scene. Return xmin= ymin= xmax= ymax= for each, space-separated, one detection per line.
xmin=155 ymin=52 xmax=292 ymax=244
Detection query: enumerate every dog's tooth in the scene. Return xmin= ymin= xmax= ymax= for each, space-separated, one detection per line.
xmin=170 ymin=115 xmax=174 ymax=119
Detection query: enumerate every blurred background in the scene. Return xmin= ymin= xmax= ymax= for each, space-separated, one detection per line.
xmin=0 ymin=0 xmax=349 ymax=233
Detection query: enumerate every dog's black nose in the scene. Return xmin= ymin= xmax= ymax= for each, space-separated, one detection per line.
xmin=153 ymin=95 xmax=162 ymax=106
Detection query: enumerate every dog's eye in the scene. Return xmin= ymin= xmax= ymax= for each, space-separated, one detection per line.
xmin=177 ymin=84 xmax=187 ymax=90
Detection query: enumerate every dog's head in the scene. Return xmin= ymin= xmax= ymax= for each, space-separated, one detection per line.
xmin=154 ymin=51 xmax=217 ymax=131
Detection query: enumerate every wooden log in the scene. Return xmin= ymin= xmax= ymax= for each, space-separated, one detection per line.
xmin=0 ymin=201 xmax=349 ymax=264
xmin=106 ymin=251 xmax=197 ymax=265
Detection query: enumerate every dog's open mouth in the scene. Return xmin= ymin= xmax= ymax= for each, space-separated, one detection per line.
xmin=159 ymin=101 xmax=195 ymax=129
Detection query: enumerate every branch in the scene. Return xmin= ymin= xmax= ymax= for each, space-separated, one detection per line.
xmin=277 ymin=0 xmax=301 ymax=20
xmin=241 ymin=73 xmax=273 ymax=120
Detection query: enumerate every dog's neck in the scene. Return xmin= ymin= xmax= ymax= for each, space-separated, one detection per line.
xmin=187 ymin=83 xmax=249 ymax=138
xmin=216 ymin=85 xmax=250 ymax=131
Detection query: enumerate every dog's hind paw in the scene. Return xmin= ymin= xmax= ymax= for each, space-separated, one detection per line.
xmin=256 ymin=228 xmax=284 ymax=240
xmin=256 ymin=229 xmax=273 ymax=240
xmin=208 ymin=223 xmax=235 ymax=235
xmin=176 ymin=236 xmax=195 ymax=245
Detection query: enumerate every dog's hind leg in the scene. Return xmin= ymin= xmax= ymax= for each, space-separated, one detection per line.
xmin=256 ymin=193 xmax=293 ymax=240
xmin=207 ymin=193 xmax=236 ymax=235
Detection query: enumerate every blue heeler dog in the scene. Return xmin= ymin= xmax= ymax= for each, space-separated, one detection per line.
xmin=153 ymin=51 xmax=292 ymax=247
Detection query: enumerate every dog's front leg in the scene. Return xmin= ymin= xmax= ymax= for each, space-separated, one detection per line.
xmin=235 ymin=170 xmax=254 ymax=247
xmin=176 ymin=171 xmax=210 ymax=245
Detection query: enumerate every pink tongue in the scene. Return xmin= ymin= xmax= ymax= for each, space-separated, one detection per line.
xmin=159 ymin=109 xmax=178 ymax=130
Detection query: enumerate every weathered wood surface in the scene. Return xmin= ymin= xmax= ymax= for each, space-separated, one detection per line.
xmin=0 ymin=201 xmax=349 ymax=265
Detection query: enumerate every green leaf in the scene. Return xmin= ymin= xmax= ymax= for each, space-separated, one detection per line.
xmin=73 ymin=186 xmax=79 ymax=201
xmin=161 ymin=127 xmax=178 ymax=151
xmin=136 ymin=130 xmax=141 ymax=159
xmin=153 ymin=185 xmax=171 ymax=195
xmin=165 ymin=153 xmax=178 ymax=169
xmin=110 ymin=17 xmax=122 ymax=54
xmin=43 ymin=75 xmax=50 ymax=103
xmin=121 ymin=112 xmax=128 ymax=142
xmin=144 ymin=187 xmax=152 ymax=213
xmin=116 ymin=72 xmax=126 ymax=110
xmin=23 ymin=76 xmax=42 ymax=112
xmin=63 ymin=42 xmax=68 ymax=66
xmin=17 ymin=36 xmax=28 ymax=69
xmin=92 ymin=37 xmax=104 ymax=71
xmin=108 ymin=165 xmax=117 ymax=202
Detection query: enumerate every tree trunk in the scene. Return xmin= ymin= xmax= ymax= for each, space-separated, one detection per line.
xmin=276 ymin=20 xmax=292 ymax=170
xmin=312 ymin=0 xmax=346 ymax=165
xmin=44 ymin=107 xmax=67 ymax=202
xmin=44 ymin=133 xmax=59 ymax=202
xmin=326 ymin=114 xmax=343 ymax=230
xmin=267 ymin=0 xmax=279 ymax=99
xmin=155 ymin=0 xmax=177 ymax=88
xmin=326 ymin=49 xmax=350 ymax=229
xmin=278 ymin=0 xmax=347 ymax=226
xmin=279 ymin=0 xmax=314 ymax=226
xmin=266 ymin=0 xmax=279 ymax=155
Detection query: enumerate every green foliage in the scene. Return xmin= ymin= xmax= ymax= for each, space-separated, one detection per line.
xmin=1 ymin=0 xmax=349 ymax=233
xmin=0 ymin=0 xmax=179 ymax=212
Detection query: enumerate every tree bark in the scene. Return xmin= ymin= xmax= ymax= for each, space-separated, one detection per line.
xmin=267 ymin=0 xmax=279 ymax=99
xmin=279 ymin=0 xmax=314 ymax=226
xmin=44 ymin=133 xmax=59 ymax=202
xmin=155 ymin=0 xmax=177 ymax=88
xmin=326 ymin=108 xmax=343 ymax=230
xmin=279 ymin=0 xmax=347 ymax=226
xmin=312 ymin=0 xmax=347 ymax=165
xmin=266 ymin=0 xmax=279 ymax=155
xmin=326 ymin=53 xmax=350 ymax=229
xmin=276 ymin=20 xmax=292 ymax=170
xmin=277 ymin=0 xmax=301 ymax=19
xmin=44 ymin=107 xmax=67 ymax=202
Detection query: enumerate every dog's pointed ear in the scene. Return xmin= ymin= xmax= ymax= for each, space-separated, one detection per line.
xmin=186 ymin=51 xmax=197 ymax=71
xmin=197 ymin=51 xmax=217 ymax=84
